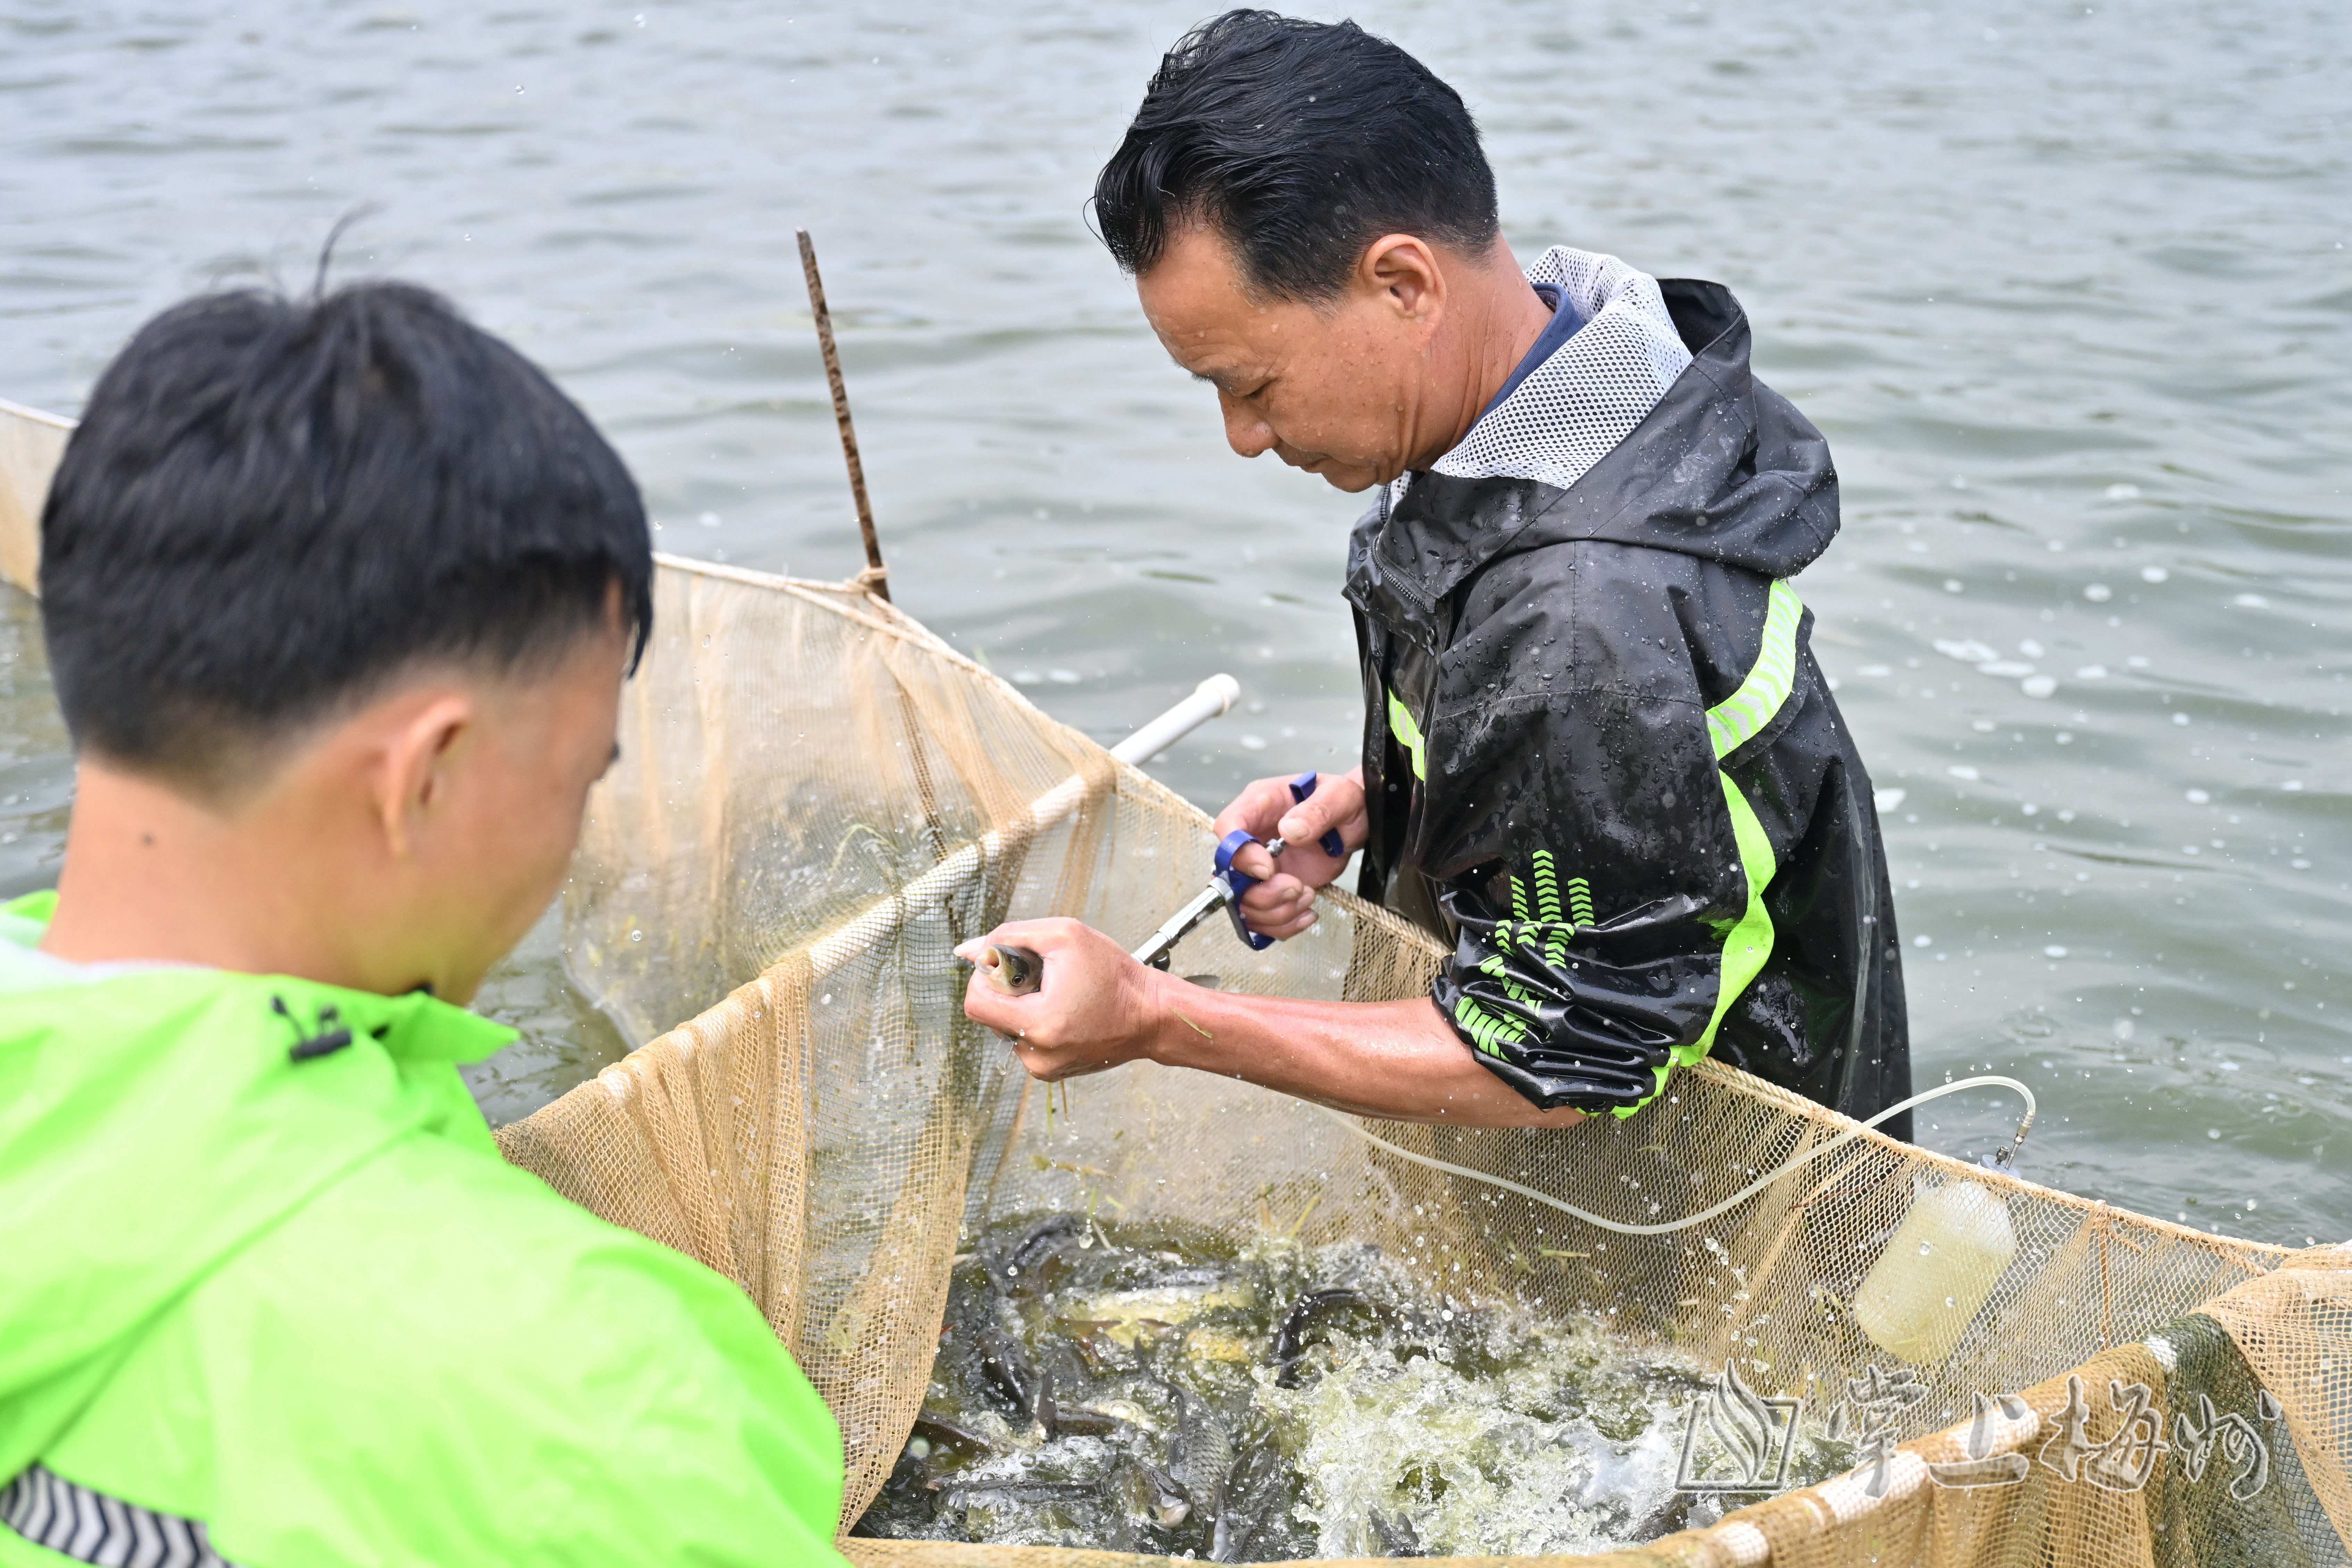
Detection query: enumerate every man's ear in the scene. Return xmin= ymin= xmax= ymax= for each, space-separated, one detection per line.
xmin=1359 ymin=234 xmax=1446 ymax=324
xmin=377 ymin=693 xmax=479 ymax=862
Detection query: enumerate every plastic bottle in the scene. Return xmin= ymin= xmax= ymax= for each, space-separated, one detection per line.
xmin=1853 ymin=1179 xmax=2018 ymax=1366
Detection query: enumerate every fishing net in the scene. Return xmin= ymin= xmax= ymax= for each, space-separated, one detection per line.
xmin=489 ymin=555 xmax=2349 ymax=1567
xmin=0 ymin=399 xmax=67 ymax=597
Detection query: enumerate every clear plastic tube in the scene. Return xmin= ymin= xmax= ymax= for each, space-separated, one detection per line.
xmin=1311 ymin=1075 xmax=2036 ymax=1238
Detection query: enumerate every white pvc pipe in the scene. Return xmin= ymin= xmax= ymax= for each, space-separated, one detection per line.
xmin=806 ymin=674 xmax=1237 ymax=977
xmin=1108 ymin=673 xmax=1240 ymax=765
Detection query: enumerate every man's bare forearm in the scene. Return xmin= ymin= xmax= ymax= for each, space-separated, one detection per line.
xmin=1142 ymin=979 xmax=1585 ymax=1128
xmin=956 ymin=918 xmax=1584 ymax=1128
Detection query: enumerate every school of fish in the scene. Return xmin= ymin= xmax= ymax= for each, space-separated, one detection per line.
xmin=853 ymin=1213 xmax=1854 ymax=1558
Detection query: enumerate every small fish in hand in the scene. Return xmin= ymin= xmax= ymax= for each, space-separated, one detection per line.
xmin=974 ymin=943 xmax=1042 ymax=995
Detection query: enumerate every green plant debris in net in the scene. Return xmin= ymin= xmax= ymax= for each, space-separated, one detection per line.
xmin=851 ymin=1213 xmax=1856 ymax=1559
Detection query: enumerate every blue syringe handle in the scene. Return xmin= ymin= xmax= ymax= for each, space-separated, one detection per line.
xmin=1214 ymin=829 xmax=1275 ymax=952
xmin=1287 ymin=771 xmax=1349 ymax=860
xmin=1215 ymin=773 xmax=1349 ymax=953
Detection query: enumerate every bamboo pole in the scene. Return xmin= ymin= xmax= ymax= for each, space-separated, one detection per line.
xmin=795 ymin=229 xmax=889 ymax=602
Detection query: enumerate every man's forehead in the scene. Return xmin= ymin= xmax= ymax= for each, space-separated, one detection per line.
xmin=1138 ymin=227 xmax=1299 ymax=375
xmin=1145 ymin=314 xmax=1269 ymax=391
xmin=1152 ymin=321 xmax=1257 ymax=380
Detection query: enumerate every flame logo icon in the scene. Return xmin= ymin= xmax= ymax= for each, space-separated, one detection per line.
xmin=1706 ymin=1360 xmax=1776 ymax=1478
xmin=1676 ymin=1360 xmax=1804 ymax=1493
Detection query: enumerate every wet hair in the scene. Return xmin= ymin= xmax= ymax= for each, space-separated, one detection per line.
xmin=39 ymin=280 xmax=653 ymax=796
xmin=1092 ymin=9 xmax=1499 ymax=302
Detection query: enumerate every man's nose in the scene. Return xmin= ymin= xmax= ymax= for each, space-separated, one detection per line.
xmin=1219 ymin=393 xmax=1276 ymax=459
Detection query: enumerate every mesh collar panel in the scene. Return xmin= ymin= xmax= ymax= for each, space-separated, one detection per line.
xmin=1405 ymin=246 xmax=1693 ymax=499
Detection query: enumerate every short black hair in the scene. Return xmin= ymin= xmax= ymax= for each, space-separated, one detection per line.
xmin=40 ymin=280 xmax=653 ymax=794
xmin=1093 ymin=10 xmax=1498 ymax=301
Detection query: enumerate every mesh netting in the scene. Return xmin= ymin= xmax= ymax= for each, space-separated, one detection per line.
xmin=0 ymin=399 xmax=67 ymax=596
xmin=466 ymin=556 xmax=2345 ymax=1566
xmin=1424 ymin=246 xmax=1693 ymax=494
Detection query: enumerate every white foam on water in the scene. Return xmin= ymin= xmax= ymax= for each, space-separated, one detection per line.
xmin=1260 ymin=1312 xmax=1706 ymax=1557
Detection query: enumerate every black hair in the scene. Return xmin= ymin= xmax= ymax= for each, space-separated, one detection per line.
xmin=39 ymin=280 xmax=653 ymax=794
xmin=1092 ymin=10 xmax=1498 ymax=301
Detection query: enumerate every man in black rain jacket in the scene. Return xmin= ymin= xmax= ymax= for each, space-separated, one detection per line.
xmin=961 ymin=9 xmax=1910 ymax=1134
xmin=1348 ymin=250 xmax=1909 ymax=1127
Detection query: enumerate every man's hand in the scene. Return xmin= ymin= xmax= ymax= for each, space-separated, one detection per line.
xmin=956 ymin=918 xmax=1170 ymax=1082
xmin=1210 ymin=767 xmax=1368 ymax=940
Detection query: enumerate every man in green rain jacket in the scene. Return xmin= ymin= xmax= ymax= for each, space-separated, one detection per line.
xmin=0 ymin=282 xmax=846 ymax=1564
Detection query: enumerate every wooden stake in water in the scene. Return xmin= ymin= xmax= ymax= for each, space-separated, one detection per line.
xmin=796 ymin=227 xmax=889 ymax=602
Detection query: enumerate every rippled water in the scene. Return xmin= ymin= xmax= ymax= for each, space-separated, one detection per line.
xmin=2 ymin=2 xmax=2346 ymax=1245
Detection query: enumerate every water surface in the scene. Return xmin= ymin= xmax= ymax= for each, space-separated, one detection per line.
xmin=2 ymin=0 xmax=2346 ymax=1246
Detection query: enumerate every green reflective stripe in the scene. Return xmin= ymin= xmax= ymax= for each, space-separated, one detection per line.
xmin=1612 ymin=770 xmax=1778 ymax=1121
xmin=1454 ymin=991 xmax=1528 ymax=1057
xmin=1705 ymin=579 xmax=1804 ymax=760
xmin=1499 ymin=864 xmax=1578 ymax=968
xmin=1530 ymin=852 xmax=1572 ymax=965
xmin=1477 ymin=951 xmax=1545 ymax=1011
xmin=1531 ymin=852 xmax=1563 ymax=922
xmin=1640 ymin=577 xmax=1798 ymax=1113
xmin=1386 ymin=688 xmax=1428 ymax=781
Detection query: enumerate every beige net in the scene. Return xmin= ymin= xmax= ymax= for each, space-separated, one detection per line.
xmin=0 ymin=398 xmax=68 ymax=597
xmin=493 ymin=555 xmax=2350 ymax=1567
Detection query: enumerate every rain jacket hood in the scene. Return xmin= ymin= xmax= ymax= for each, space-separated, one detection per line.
xmin=1349 ymin=250 xmax=1837 ymax=645
xmin=1345 ymin=248 xmax=1910 ymax=1128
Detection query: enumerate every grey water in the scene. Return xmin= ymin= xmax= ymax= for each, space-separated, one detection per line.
xmin=1 ymin=2 xmax=2346 ymax=1249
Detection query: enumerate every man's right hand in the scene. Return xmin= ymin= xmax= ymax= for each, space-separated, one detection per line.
xmin=1210 ymin=766 xmax=1368 ymax=940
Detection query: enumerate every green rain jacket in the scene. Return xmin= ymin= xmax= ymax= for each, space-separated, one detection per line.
xmin=0 ymin=893 xmax=847 ymax=1567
